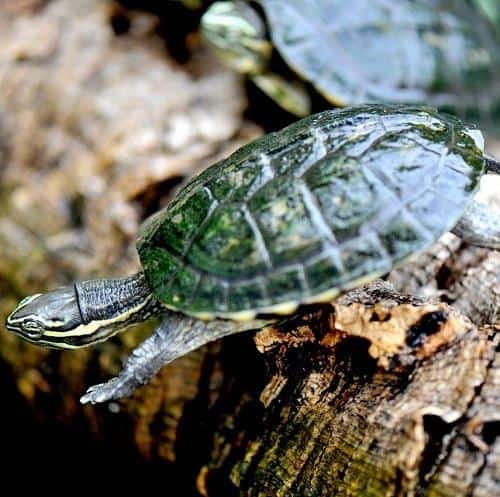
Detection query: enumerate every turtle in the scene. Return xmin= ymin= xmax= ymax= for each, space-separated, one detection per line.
xmin=5 ymin=104 xmax=500 ymax=404
xmin=201 ymin=0 xmax=500 ymax=120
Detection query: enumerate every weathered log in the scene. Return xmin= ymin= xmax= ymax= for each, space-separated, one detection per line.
xmin=196 ymin=281 xmax=499 ymax=497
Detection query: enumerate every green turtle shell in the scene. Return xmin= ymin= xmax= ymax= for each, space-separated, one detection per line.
xmin=261 ymin=0 xmax=500 ymax=119
xmin=137 ymin=105 xmax=485 ymax=320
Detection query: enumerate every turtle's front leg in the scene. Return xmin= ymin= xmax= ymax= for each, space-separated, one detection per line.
xmin=452 ymin=200 xmax=500 ymax=249
xmin=80 ymin=311 xmax=268 ymax=404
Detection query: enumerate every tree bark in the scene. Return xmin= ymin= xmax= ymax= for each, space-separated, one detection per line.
xmin=199 ymin=282 xmax=499 ymax=497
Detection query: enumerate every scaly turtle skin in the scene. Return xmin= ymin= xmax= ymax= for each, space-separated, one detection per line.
xmin=5 ymin=105 xmax=500 ymax=403
xmin=202 ymin=0 xmax=500 ymax=118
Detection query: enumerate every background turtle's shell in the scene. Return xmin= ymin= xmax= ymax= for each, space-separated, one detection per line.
xmin=137 ymin=105 xmax=485 ymax=318
xmin=473 ymin=0 xmax=500 ymax=32
xmin=261 ymin=0 xmax=500 ymax=118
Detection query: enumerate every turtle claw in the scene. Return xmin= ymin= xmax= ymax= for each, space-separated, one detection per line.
xmin=79 ymin=312 xmax=266 ymax=404
xmin=80 ymin=377 xmax=138 ymax=404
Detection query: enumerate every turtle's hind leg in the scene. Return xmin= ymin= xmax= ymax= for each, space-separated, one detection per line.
xmin=80 ymin=311 xmax=267 ymax=404
xmin=452 ymin=200 xmax=500 ymax=249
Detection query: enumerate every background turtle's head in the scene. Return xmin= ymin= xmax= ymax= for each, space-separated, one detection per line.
xmin=6 ymin=286 xmax=84 ymax=349
xmin=201 ymin=0 xmax=272 ymax=74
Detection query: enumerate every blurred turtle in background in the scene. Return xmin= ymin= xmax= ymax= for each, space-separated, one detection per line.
xmin=201 ymin=0 xmax=500 ymax=126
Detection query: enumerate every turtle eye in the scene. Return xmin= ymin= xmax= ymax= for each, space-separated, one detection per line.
xmin=22 ymin=319 xmax=43 ymax=339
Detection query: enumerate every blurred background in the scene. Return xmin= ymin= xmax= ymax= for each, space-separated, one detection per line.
xmin=0 ymin=0 xmax=499 ymax=483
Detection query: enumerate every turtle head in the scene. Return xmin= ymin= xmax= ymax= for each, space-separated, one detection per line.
xmin=6 ymin=285 xmax=84 ymax=349
xmin=201 ymin=1 xmax=272 ymax=74
xmin=6 ymin=274 xmax=159 ymax=349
